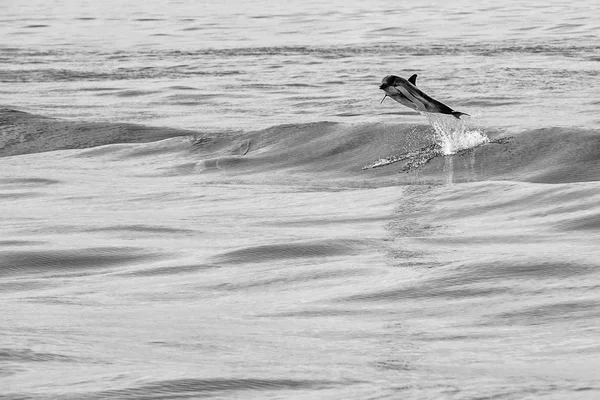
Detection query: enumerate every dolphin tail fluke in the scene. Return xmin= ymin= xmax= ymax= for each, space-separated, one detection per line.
xmin=452 ymin=111 xmax=470 ymax=119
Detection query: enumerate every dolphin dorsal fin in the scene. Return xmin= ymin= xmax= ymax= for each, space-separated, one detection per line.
xmin=408 ymin=74 xmax=418 ymax=85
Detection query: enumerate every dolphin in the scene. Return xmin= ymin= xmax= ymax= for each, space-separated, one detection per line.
xmin=379 ymin=74 xmax=469 ymax=119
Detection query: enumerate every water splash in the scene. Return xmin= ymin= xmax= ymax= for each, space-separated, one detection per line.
xmin=423 ymin=113 xmax=488 ymax=155
xmin=362 ymin=114 xmax=489 ymax=171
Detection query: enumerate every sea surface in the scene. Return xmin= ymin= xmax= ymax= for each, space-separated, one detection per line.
xmin=2 ymin=0 xmax=600 ymax=399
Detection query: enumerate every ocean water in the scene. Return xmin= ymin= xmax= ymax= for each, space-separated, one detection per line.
xmin=1 ymin=0 xmax=600 ymax=399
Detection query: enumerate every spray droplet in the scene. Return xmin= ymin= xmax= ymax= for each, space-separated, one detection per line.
xmin=423 ymin=113 xmax=488 ymax=155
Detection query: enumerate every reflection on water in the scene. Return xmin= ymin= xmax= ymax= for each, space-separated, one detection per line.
xmin=443 ymin=155 xmax=455 ymax=185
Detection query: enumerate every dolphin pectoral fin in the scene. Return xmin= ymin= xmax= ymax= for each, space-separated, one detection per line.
xmin=408 ymin=74 xmax=418 ymax=86
xmin=380 ymin=94 xmax=388 ymax=104
xmin=452 ymin=111 xmax=470 ymax=119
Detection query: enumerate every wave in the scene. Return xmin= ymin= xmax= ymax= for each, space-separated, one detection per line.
xmin=61 ymin=378 xmax=343 ymax=399
xmin=0 ymin=247 xmax=155 ymax=277
xmin=177 ymin=118 xmax=600 ymax=185
xmin=0 ymin=108 xmax=194 ymax=157
xmin=2 ymin=108 xmax=600 ymax=184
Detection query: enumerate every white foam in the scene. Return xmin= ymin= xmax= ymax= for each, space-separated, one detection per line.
xmin=424 ymin=113 xmax=489 ymax=155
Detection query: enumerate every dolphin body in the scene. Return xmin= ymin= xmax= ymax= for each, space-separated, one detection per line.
xmin=379 ymin=74 xmax=468 ymax=119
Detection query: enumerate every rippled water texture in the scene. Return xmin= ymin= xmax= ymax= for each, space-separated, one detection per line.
xmin=2 ymin=0 xmax=600 ymax=399
xmin=2 ymin=0 xmax=600 ymax=131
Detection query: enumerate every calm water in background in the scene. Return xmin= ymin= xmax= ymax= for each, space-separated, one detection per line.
xmin=2 ymin=0 xmax=600 ymax=132
xmin=2 ymin=1 xmax=600 ymax=399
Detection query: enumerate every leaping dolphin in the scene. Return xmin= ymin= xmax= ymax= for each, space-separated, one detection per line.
xmin=379 ymin=74 xmax=469 ymax=119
